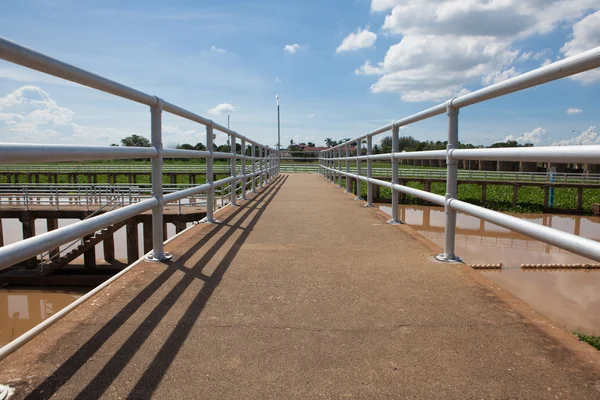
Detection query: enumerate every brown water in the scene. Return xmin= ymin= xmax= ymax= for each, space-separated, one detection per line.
xmin=0 ymin=218 xmax=189 ymax=261
xmin=0 ymin=219 xmax=188 ymax=347
xmin=0 ymin=288 xmax=85 ymax=346
xmin=380 ymin=205 xmax=600 ymax=334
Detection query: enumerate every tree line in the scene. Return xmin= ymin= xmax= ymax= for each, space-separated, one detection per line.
xmin=324 ymin=136 xmax=533 ymax=154
xmin=114 ymin=134 xmax=266 ymax=156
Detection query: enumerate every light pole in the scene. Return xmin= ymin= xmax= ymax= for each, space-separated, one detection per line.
xmin=276 ymin=94 xmax=280 ymax=150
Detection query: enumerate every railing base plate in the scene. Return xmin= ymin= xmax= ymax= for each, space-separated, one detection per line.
xmin=387 ymin=219 xmax=403 ymax=225
xmin=145 ymin=252 xmax=172 ymax=262
xmin=435 ymin=254 xmax=463 ymax=263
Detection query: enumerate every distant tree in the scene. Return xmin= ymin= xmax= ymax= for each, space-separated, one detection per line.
xmin=488 ymin=140 xmax=533 ymax=148
xmin=325 ymin=138 xmax=338 ymax=148
xmin=177 ymin=143 xmax=195 ymax=150
xmin=110 ymin=143 xmax=119 ymax=146
xmin=121 ymin=135 xmax=151 ymax=147
xmin=194 ymin=142 xmax=207 ymax=151
xmin=380 ymin=136 xmax=393 ymax=153
xmin=307 ymin=142 xmax=315 ymax=147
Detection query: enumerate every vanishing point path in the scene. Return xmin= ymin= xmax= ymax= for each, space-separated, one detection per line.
xmin=1 ymin=173 xmax=600 ymax=399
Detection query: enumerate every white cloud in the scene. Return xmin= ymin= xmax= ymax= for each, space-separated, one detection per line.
xmin=207 ymin=103 xmax=235 ymax=115
xmin=561 ymin=10 xmax=600 ymax=83
xmin=210 ymin=45 xmax=226 ymax=53
xmin=336 ymin=27 xmax=377 ymax=53
xmin=0 ymin=85 xmax=137 ymax=144
xmin=307 ymin=113 xmax=315 ymax=118
xmin=504 ymin=127 xmax=549 ymax=145
xmin=566 ymin=108 xmax=584 ymax=115
xmin=358 ymin=1 xmax=600 ymax=102
xmin=481 ymin=67 xmax=520 ymax=86
xmin=371 ymin=0 xmax=402 ymax=12
xmin=274 ymin=77 xmax=282 ymax=84
xmin=553 ymin=126 xmax=599 ymax=146
xmin=541 ymin=58 xmax=553 ymax=67
xmin=283 ymin=44 xmax=301 ymax=54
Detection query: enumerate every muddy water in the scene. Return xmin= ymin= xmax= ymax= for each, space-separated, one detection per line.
xmin=0 ymin=220 xmax=189 ymax=346
xmin=0 ymin=288 xmax=85 ymax=346
xmin=380 ymin=205 xmax=600 ymax=335
xmin=0 ymin=218 xmax=190 ymax=261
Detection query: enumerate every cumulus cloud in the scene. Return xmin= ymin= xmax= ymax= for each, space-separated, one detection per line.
xmin=210 ymin=45 xmax=226 ymax=53
xmin=359 ymin=0 xmax=600 ymax=102
xmin=566 ymin=108 xmax=584 ymax=115
xmin=283 ymin=44 xmax=301 ymax=54
xmin=561 ymin=10 xmax=600 ymax=83
xmin=504 ymin=127 xmax=549 ymax=145
xmin=553 ymin=126 xmax=599 ymax=146
xmin=207 ymin=103 xmax=235 ymax=115
xmin=371 ymin=0 xmax=402 ymax=12
xmin=0 ymin=85 xmax=137 ymax=144
xmin=481 ymin=67 xmax=520 ymax=86
xmin=336 ymin=27 xmax=377 ymax=53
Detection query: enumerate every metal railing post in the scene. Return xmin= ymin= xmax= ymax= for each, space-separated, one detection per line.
xmin=436 ymin=102 xmax=461 ymax=263
xmin=366 ymin=136 xmax=373 ymax=206
xmin=241 ymin=138 xmax=247 ymax=200
xmin=251 ymin=144 xmax=257 ymax=193
xmin=205 ymin=125 xmax=215 ymax=222
xmin=345 ymin=144 xmax=350 ymax=193
xmin=147 ymin=97 xmax=171 ymax=262
xmin=355 ymin=140 xmax=362 ymax=200
xmin=230 ymin=134 xmax=238 ymax=206
xmin=259 ymin=146 xmax=264 ymax=187
xmin=390 ymin=125 xmax=400 ymax=224
xmin=336 ymin=148 xmax=341 ymax=187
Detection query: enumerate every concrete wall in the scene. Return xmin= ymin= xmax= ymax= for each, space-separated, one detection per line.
xmin=497 ymin=161 xmax=519 ymax=171
xmin=479 ymin=160 xmax=496 ymax=171
xmin=519 ymin=161 xmax=537 ymax=172
xmin=549 ymin=162 xmax=567 ymax=173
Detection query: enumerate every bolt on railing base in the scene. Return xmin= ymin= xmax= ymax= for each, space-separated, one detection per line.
xmin=363 ymin=203 xmax=374 ymax=207
xmin=145 ymin=252 xmax=173 ymax=262
xmin=387 ymin=219 xmax=403 ymax=225
xmin=200 ymin=218 xmax=219 ymax=224
xmin=354 ymin=197 xmax=362 ymax=201
xmin=435 ymin=254 xmax=463 ymax=263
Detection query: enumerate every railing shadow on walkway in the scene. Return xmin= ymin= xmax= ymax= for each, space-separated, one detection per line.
xmin=25 ymin=175 xmax=289 ymax=400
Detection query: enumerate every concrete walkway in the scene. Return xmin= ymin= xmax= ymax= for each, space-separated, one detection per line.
xmin=1 ymin=173 xmax=600 ymax=399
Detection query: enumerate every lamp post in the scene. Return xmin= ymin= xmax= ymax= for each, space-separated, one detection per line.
xmin=276 ymin=94 xmax=280 ymax=150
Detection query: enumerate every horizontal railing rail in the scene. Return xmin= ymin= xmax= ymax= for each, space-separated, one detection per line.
xmin=0 ymin=36 xmax=281 ymax=359
xmin=319 ymin=44 xmax=600 ymax=264
xmin=0 ymin=163 xmax=318 ymax=173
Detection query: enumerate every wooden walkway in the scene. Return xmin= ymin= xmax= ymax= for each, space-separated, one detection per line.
xmin=1 ymin=173 xmax=600 ymax=399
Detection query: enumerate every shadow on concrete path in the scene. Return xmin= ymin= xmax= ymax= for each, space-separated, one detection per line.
xmin=26 ymin=175 xmax=288 ymax=400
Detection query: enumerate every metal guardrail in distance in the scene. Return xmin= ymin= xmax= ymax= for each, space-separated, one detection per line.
xmin=0 ymin=36 xmax=280 ymax=270
xmin=0 ymin=163 xmax=319 ymax=174
xmin=319 ymin=44 xmax=600 ymax=264
xmin=0 ymin=36 xmax=280 ymax=359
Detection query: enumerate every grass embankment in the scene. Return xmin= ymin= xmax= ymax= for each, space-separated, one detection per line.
xmin=574 ymin=332 xmax=600 ymax=351
xmin=341 ymin=180 xmax=600 ymax=214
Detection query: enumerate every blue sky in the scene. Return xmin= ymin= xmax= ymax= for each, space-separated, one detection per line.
xmin=0 ymin=0 xmax=599 ymax=149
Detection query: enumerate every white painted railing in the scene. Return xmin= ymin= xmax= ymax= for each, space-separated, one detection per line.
xmin=0 ymin=37 xmax=279 ymax=271
xmin=320 ymin=45 xmax=600 ymax=264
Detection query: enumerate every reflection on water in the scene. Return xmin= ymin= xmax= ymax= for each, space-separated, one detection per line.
xmin=380 ymin=204 xmax=600 ymax=334
xmin=0 ymin=288 xmax=85 ymax=346
xmin=0 ymin=219 xmax=189 ymax=261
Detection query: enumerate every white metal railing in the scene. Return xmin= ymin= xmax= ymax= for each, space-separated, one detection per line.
xmin=320 ymin=45 xmax=600 ymax=264
xmin=0 ymin=39 xmax=280 ymax=273
xmin=0 ymin=183 xmax=238 ymax=212
xmin=0 ymin=37 xmax=280 ymax=358
xmin=0 ymin=162 xmax=318 ymax=174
